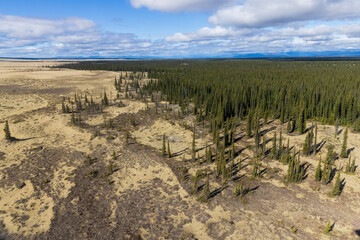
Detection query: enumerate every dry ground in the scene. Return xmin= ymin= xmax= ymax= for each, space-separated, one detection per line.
xmin=0 ymin=60 xmax=360 ymax=239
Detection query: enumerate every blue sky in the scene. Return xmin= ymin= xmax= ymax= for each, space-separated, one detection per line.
xmin=1 ymin=0 xmax=360 ymax=58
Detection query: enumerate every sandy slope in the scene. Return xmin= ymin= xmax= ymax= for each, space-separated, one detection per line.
xmin=0 ymin=60 xmax=360 ymax=239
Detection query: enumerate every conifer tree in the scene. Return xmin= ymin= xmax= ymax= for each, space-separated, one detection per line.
xmin=287 ymin=153 xmax=306 ymax=183
xmin=4 ymin=120 xmax=12 ymax=141
xmin=192 ymin=175 xmax=198 ymax=194
xmin=71 ymin=112 xmax=75 ymax=124
xmin=345 ymin=156 xmax=356 ymax=173
xmin=278 ymin=130 xmax=283 ymax=158
xmin=291 ymin=119 xmax=296 ymax=133
xmin=331 ymin=171 xmax=342 ymax=196
xmin=103 ymin=91 xmax=109 ymax=106
xmin=314 ymin=123 xmax=318 ymax=155
xmin=297 ymin=107 xmax=306 ymax=134
xmin=62 ymin=102 xmax=66 ymax=113
xmin=321 ymin=157 xmax=331 ymax=185
xmin=323 ymin=220 xmax=332 ymax=234
xmin=192 ymin=126 xmax=196 ymax=161
xmin=287 ymin=118 xmax=292 ymax=133
xmin=201 ymin=175 xmax=211 ymax=201
xmin=302 ymin=132 xmax=311 ymax=156
xmin=207 ymin=147 xmax=213 ymax=163
xmin=261 ymin=135 xmax=266 ymax=157
xmin=271 ymin=132 xmax=277 ymax=159
xmin=254 ymin=116 xmax=260 ymax=152
xmin=114 ymin=77 xmax=118 ymax=90
xmin=167 ymin=140 xmax=171 ymax=158
xmin=125 ymin=131 xmax=129 ymax=145
xmin=314 ymin=158 xmax=322 ymax=181
xmin=340 ymin=128 xmax=348 ymax=158
xmin=162 ymin=134 xmax=166 ymax=156
xmin=230 ymin=138 xmax=235 ymax=162
xmin=335 ymin=118 xmax=339 ymax=138
xmin=246 ymin=110 xmax=252 ymax=138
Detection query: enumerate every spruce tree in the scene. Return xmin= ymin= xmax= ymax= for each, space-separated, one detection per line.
xmin=323 ymin=220 xmax=332 ymax=234
xmin=192 ymin=175 xmax=198 ymax=194
xmin=71 ymin=112 xmax=75 ymax=124
xmin=246 ymin=110 xmax=252 ymax=138
xmin=271 ymin=132 xmax=277 ymax=159
xmin=201 ymin=175 xmax=211 ymax=202
xmin=192 ymin=126 xmax=196 ymax=161
xmin=4 ymin=120 xmax=12 ymax=141
xmin=302 ymin=132 xmax=310 ymax=156
xmin=340 ymin=128 xmax=348 ymax=158
xmin=125 ymin=131 xmax=129 ymax=145
xmin=331 ymin=171 xmax=342 ymax=196
xmin=278 ymin=130 xmax=283 ymax=158
xmin=297 ymin=108 xmax=306 ymax=135
xmin=321 ymin=158 xmax=331 ymax=185
xmin=167 ymin=140 xmax=171 ymax=158
xmin=103 ymin=91 xmax=109 ymax=106
xmin=162 ymin=134 xmax=166 ymax=156
xmin=287 ymin=118 xmax=292 ymax=133
xmin=314 ymin=123 xmax=318 ymax=155
xmin=314 ymin=158 xmax=322 ymax=181
xmin=62 ymin=102 xmax=66 ymax=113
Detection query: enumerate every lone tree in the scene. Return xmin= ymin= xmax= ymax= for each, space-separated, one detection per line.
xmin=340 ymin=128 xmax=348 ymax=158
xmin=167 ymin=140 xmax=171 ymax=158
xmin=199 ymin=175 xmax=211 ymax=202
xmin=192 ymin=126 xmax=196 ymax=161
xmin=162 ymin=134 xmax=166 ymax=156
xmin=4 ymin=120 xmax=12 ymax=141
xmin=314 ymin=158 xmax=322 ymax=181
xmin=331 ymin=171 xmax=342 ymax=196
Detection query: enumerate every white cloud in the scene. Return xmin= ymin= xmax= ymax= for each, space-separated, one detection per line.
xmin=209 ymin=0 xmax=360 ymax=27
xmin=0 ymin=15 xmax=96 ymax=39
xmin=129 ymin=0 xmax=235 ymax=12
xmin=164 ymin=23 xmax=360 ymax=55
xmin=166 ymin=26 xmax=254 ymax=42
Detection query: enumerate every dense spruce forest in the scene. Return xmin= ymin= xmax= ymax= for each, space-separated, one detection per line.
xmin=58 ymin=59 xmax=360 ymax=130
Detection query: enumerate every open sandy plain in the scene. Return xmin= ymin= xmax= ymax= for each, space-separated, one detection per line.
xmin=0 ymin=59 xmax=360 ymax=239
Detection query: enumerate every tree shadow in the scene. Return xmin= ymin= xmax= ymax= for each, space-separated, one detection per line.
xmin=234 ymin=148 xmax=246 ymax=158
xmin=355 ymin=229 xmax=360 ymax=237
xmin=195 ymin=146 xmax=207 ymax=153
xmin=340 ymin=178 xmax=346 ymax=194
xmin=234 ymin=134 xmax=245 ymax=143
xmin=337 ymin=128 xmax=343 ymax=135
xmin=315 ymin=140 xmax=326 ymax=153
xmin=172 ymin=148 xmax=188 ymax=157
xmin=347 ymin=147 xmax=355 ymax=156
xmin=11 ymin=136 xmax=38 ymax=142
xmin=248 ymin=185 xmax=259 ymax=193
xmin=260 ymin=126 xmax=276 ymax=137
xmin=209 ymin=185 xmax=228 ymax=199
xmin=330 ymin=222 xmax=336 ymax=232
xmin=232 ymin=174 xmax=245 ymax=182
xmin=304 ymin=124 xmax=315 ymax=134
xmin=259 ymin=168 xmax=268 ymax=178
xmin=302 ymin=163 xmax=311 ymax=181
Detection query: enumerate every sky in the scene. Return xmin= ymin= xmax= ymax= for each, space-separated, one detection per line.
xmin=1 ymin=0 xmax=360 ymax=58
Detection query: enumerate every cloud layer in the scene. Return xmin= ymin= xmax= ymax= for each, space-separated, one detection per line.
xmin=163 ymin=0 xmax=360 ymax=56
xmin=130 ymin=0 xmax=235 ymax=12
xmin=1 ymin=1 xmax=360 ymax=58
xmin=0 ymin=15 xmax=160 ymax=57
xmin=209 ymin=0 xmax=360 ymax=27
